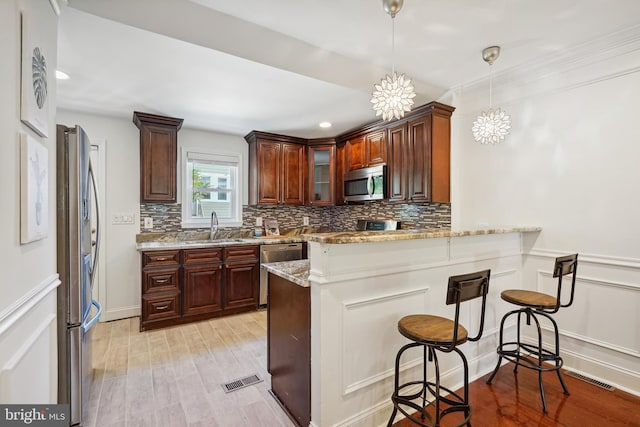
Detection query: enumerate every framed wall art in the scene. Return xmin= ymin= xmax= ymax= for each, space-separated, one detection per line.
xmin=20 ymin=10 xmax=51 ymax=138
xmin=21 ymin=134 xmax=49 ymax=243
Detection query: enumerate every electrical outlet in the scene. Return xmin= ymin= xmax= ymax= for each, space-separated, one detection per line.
xmin=144 ymin=217 xmax=153 ymax=229
xmin=303 ymin=216 xmax=309 ymax=226
xmin=256 ymin=216 xmax=263 ymax=226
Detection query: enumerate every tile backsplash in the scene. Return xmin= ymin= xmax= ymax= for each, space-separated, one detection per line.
xmin=140 ymin=201 xmax=450 ymax=234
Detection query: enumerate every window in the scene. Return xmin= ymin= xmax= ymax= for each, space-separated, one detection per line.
xmin=182 ymin=149 xmax=242 ymax=228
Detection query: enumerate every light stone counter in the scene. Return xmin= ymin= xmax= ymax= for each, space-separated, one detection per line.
xmin=261 ymin=259 xmax=310 ymax=287
xmin=303 ymin=226 xmax=541 ymax=244
xmin=136 ymin=236 xmax=305 ymax=251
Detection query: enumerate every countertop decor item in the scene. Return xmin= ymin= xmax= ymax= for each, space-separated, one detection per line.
xmin=370 ymin=0 xmax=416 ymax=121
xmin=472 ymin=46 xmax=511 ymax=144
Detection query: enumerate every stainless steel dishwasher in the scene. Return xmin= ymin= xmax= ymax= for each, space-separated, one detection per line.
xmin=260 ymin=243 xmax=303 ymax=306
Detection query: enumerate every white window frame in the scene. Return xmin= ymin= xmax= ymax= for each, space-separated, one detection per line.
xmin=181 ymin=148 xmax=243 ymax=228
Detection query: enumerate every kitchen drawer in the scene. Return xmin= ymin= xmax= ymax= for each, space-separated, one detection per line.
xmin=142 ymin=267 xmax=179 ymax=294
xmin=142 ymin=250 xmax=180 ymax=267
xmin=142 ymin=293 xmax=180 ymax=321
xmin=224 ymin=245 xmax=259 ymax=262
xmin=183 ymin=248 xmax=223 ymax=264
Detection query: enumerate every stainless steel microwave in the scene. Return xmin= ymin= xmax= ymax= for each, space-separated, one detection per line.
xmin=344 ymin=164 xmax=387 ymax=202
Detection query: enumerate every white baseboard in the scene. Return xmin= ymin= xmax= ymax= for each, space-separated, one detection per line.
xmin=101 ymin=305 xmax=140 ymax=322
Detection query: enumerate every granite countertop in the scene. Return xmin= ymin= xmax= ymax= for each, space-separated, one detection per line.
xmin=261 ymin=259 xmax=310 ymax=287
xmin=136 ymin=236 xmax=305 ymax=251
xmin=302 ymin=226 xmax=542 ymax=244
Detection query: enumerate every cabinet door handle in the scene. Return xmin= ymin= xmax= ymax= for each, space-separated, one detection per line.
xmin=155 ymin=304 xmax=170 ymax=310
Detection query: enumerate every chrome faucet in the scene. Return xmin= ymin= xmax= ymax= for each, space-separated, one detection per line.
xmin=210 ymin=210 xmax=219 ymax=240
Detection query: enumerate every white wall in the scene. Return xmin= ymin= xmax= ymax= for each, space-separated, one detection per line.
xmin=0 ymin=0 xmax=59 ymax=403
xmin=450 ymin=27 xmax=640 ymax=394
xmin=55 ymin=109 xmax=248 ymax=321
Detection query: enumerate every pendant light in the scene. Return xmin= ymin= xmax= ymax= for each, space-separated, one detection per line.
xmin=370 ymin=0 xmax=416 ymax=121
xmin=471 ymin=46 xmax=511 ymax=144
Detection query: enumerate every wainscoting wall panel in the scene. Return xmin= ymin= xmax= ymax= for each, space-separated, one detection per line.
xmin=0 ymin=274 xmax=59 ymax=403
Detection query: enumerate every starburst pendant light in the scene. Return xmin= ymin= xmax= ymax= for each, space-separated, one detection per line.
xmin=472 ymin=46 xmax=511 ymax=144
xmin=371 ymin=0 xmax=416 ymax=121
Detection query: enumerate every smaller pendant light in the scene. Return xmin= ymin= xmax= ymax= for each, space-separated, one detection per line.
xmin=472 ymin=46 xmax=511 ymax=144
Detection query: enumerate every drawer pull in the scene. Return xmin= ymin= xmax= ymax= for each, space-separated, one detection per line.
xmin=155 ymin=304 xmax=170 ymax=310
xmin=155 ymin=256 xmax=169 ymax=261
xmin=155 ymin=278 xmax=170 ymax=284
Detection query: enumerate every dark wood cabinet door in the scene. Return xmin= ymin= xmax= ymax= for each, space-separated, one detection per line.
xmin=431 ymin=113 xmax=451 ymax=203
xmin=387 ymin=123 xmax=408 ymax=203
xmin=308 ymin=145 xmax=335 ymax=206
xmin=140 ymin=124 xmax=177 ymax=202
xmin=345 ymin=136 xmax=366 ymax=171
xmin=134 ymin=112 xmax=183 ymax=203
xmin=366 ymin=130 xmax=386 ymax=166
xmin=281 ymin=143 xmax=305 ymax=205
xmin=256 ymin=139 xmax=281 ymax=205
xmin=183 ymin=263 xmax=223 ymax=316
xmin=407 ymin=116 xmax=432 ymax=203
xmin=224 ymin=261 xmax=259 ymax=309
xmin=335 ymin=143 xmax=346 ymax=205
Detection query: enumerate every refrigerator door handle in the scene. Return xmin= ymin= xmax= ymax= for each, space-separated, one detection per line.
xmin=82 ymin=300 xmax=102 ymax=333
xmin=88 ymin=161 xmax=101 ymax=288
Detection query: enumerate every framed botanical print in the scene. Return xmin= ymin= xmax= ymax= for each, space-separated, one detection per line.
xmin=21 ymin=134 xmax=49 ymax=243
xmin=20 ymin=9 xmax=51 ymax=138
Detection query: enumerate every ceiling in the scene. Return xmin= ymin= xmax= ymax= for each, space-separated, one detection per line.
xmin=57 ymin=0 xmax=640 ymax=138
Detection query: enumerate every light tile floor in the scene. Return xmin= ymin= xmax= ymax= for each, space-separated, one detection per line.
xmin=87 ymin=311 xmax=296 ymax=427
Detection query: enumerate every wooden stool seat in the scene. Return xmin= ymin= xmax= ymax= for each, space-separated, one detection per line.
xmin=487 ymin=254 xmax=578 ymax=413
xmin=387 ymin=270 xmax=491 ymax=427
xmin=501 ymin=289 xmax=557 ymax=309
xmin=398 ymin=314 xmax=468 ymax=346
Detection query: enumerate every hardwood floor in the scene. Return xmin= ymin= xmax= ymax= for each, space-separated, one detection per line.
xmin=392 ymin=363 xmax=640 ymax=427
xmin=88 ymin=311 xmax=295 ymax=427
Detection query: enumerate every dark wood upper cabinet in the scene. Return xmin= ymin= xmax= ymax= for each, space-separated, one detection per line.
xmin=345 ymin=130 xmax=386 ymax=172
xmin=366 ymin=130 xmax=387 ymax=166
xmin=345 ymin=136 xmax=366 ymax=171
xmin=246 ymin=101 xmax=454 ymax=206
xmin=384 ymin=103 xmax=454 ymax=203
xmin=133 ymin=112 xmax=183 ymax=203
xmin=246 ymin=132 xmax=306 ymax=206
xmin=387 ymin=123 xmax=408 ymax=203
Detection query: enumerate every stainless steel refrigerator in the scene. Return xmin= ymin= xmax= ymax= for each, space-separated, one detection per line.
xmin=56 ymin=124 xmax=102 ymax=426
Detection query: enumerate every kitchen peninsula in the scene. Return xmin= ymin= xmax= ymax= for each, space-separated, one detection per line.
xmin=263 ymin=226 xmax=541 ymax=427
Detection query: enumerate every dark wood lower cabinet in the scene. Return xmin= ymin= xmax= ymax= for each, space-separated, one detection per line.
xmin=267 ymin=272 xmax=310 ymax=427
xmin=225 ymin=261 xmax=259 ymax=309
xmin=140 ymin=245 xmax=259 ymax=331
xmin=183 ymin=263 xmax=223 ymax=316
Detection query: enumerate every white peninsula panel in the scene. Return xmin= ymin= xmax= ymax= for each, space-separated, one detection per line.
xmin=306 ymin=228 xmax=539 ymax=427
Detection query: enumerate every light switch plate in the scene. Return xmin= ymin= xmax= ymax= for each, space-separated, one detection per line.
xmin=113 ymin=214 xmax=135 ymax=225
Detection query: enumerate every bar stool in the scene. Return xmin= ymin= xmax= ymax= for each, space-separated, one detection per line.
xmin=486 ymin=253 xmax=578 ymax=413
xmin=387 ymin=270 xmax=491 ymax=427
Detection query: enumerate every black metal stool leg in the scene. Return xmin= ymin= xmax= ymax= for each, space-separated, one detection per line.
xmin=487 ymin=308 xmax=513 ymax=384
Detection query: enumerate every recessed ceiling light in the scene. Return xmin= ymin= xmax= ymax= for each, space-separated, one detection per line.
xmin=56 ymin=70 xmax=70 ymax=80
xmin=319 ymin=121 xmax=332 ymax=128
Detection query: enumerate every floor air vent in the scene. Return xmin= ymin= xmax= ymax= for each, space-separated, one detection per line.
xmin=222 ymin=374 xmax=263 ymax=393
xmin=565 ymin=371 xmax=615 ymax=391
